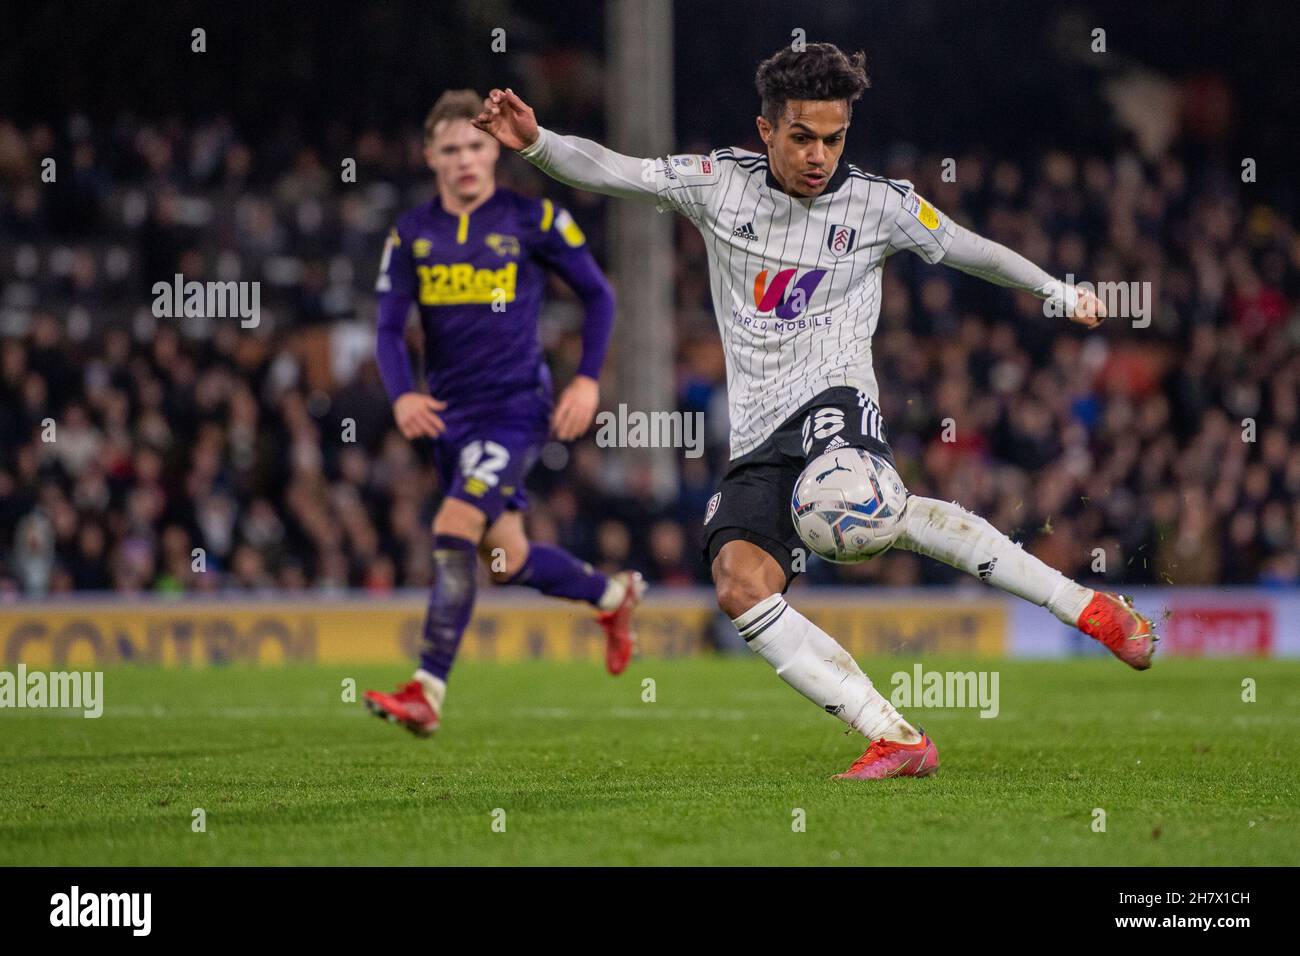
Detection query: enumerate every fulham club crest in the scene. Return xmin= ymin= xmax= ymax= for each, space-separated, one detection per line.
xmin=826 ymin=223 xmax=857 ymax=258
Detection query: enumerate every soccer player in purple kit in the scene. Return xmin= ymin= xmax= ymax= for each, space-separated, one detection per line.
xmin=363 ymin=90 xmax=645 ymax=737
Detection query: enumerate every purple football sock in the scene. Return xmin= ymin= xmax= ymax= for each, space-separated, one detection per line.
xmin=506 ymin=543 xmax=607 ymax=607
xmin=418 ymin=535 xmax=478 ymax=681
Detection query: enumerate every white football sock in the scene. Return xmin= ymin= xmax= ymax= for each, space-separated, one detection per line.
xmin=597 ymin=574 xmax=628 ymax=613
xmin=733 ymin=594 xmax=920 ymax=743
xmin=893 ymin=496 xmax=1093 ymax=624
xmin=414 ymin=669 xmax=446 ymax=712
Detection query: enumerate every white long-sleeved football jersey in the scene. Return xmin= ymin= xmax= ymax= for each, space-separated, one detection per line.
xmin=521 ymin=128 xmax=1065 ymax=460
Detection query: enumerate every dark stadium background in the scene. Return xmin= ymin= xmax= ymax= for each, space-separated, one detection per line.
xmin=2 ymin=0 xmax=1298 ymax=597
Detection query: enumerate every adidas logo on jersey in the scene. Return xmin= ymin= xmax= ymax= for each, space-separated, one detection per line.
xmin=823 ymin=435 xmax=850 ymax=452
xmin=731 ymin=222 xmax=758 ymax=242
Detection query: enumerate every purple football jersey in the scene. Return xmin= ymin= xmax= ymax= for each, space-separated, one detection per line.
xmin=374 ymin=188 xmax=611 ymax=421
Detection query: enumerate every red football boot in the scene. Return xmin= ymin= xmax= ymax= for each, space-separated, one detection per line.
xmin=1076 ymin=592 xmax=1158 ymax=670
xmin=596 ymin=571 xmax=646 ymax=676
xmin=363 ymin=680 xmax=439 ymax=737
xmin=834 ymin=731 xmax=940 ymax=780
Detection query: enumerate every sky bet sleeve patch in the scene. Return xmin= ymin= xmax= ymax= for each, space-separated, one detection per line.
xmin=668 ymin=154 xmax=714 ymax=178
xmin=904 ymin=191 xmax=941 ymax=230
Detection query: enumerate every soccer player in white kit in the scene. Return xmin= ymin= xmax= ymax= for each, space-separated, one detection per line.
xmin=473 ymin=42 xmax=1157 ymax=779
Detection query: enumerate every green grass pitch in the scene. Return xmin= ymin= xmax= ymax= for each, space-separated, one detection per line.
xmin=2 ymin=657 xmax=1297 ymax=866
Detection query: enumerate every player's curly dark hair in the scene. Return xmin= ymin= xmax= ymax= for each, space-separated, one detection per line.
xmin=755 ymin=43 xmax=871 ymax=126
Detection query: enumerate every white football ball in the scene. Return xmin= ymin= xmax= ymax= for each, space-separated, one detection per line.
xmin=791 ymin=448 xmax=908 ymax=563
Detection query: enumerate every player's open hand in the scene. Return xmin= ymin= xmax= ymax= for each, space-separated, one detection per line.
xmin=393 ymin=392 xmax=447 ymax=440
xmin=472 ymin=88 xmax=539 ymax=152
xmin=551 ymin=375 xmax=599 ymax=442
xmin=1069 ymin=287 xmax=1107 ymax=328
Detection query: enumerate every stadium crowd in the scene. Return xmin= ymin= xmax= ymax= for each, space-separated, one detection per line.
xmin=1 ymin=108 xmax=1297 ymax=597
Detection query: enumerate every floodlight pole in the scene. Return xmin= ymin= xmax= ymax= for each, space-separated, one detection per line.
xmin=606 ymin=0 xmax=677 ymax=502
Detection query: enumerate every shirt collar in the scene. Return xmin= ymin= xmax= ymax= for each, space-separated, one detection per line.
xmin=433 ymin=187 xmax=502 ymax=218
xmin=765 ymin=160 xmax=851 ymax=199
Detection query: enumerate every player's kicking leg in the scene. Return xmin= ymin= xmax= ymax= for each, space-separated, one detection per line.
xmin=711 ymin=536 xmax=938 ymax=780
xmin=891 ymin=497 xmax=1157 ymax=670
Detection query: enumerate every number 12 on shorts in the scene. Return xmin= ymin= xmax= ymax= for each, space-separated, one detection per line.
xmin=459 ymin=440 xmax=510 ymax=497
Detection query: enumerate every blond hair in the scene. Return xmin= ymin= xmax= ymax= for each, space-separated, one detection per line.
xmin=423 ymin=89 xmax=483 ymax=143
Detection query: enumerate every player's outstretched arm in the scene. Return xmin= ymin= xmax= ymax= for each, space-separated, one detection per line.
xmin=473 ymin=88 xmax=660 ymax=203
xmin=941 ymin=221 xmax=1106 ymax=328
xmin=471 ymin=88 xmax=539 ymax=150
